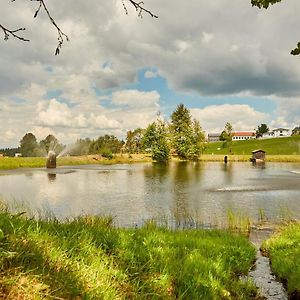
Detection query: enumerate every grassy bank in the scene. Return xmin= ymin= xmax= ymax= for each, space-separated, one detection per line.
xmin=1 ymin=152 xmax=300 ymax=171
xmin=0 ymin=211 xmax=258 ymax=299
xmin=0 ymin=154 xmax=152 ymax=170
xmin=204 ymin=136 xmax=300 ymax=156
xmin=261 ymin=222 xmax=300 ymax=298
xmin=199 ymin=154 xmax=300 ymax=162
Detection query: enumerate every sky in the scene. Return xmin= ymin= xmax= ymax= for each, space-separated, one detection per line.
xmin=1 ymin=0 xmax=300 ymax=148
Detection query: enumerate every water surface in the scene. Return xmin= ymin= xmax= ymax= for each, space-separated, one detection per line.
xmin=0 ymin=162 xmax=299 ymax=226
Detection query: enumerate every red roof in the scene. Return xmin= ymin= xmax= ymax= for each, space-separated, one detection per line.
xmin=233 ymin=132 xmax=255 ymax=137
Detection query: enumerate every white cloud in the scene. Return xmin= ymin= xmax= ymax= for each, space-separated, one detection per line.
xmin=144 ymin=70 xmax=158 ymax=78
xmin=191 ymin=104 xmax=269 ymax=133
xmin=111 ymin=90 xmax=160 ymax=109
xmin=1 ymin=0 xmax=300 ymax=147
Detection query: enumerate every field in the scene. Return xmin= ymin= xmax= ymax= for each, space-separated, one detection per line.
xmin=0 ymin=154 xmax=152 ymax=170
xmin=0 ymin=210 xmax=258 ymax=299
xmin=262 ymin=222 xmax=300 ymax=298
xmin=203 ymin=136 xmax=300 ymax=156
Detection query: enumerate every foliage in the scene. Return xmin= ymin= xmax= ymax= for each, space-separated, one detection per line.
xmin=251 ymin=0 xmax=300 ymax=55
xmin=70 ymin=138 xmax=92 ymax=156
xmin=256 ymin=123 xmax=269 ymax=138
xmin=89 ymin=134 xmax=123 ymax=155
xmin=125 ymin=128 xmax=144 ymax=154
xmin=100 ymin=149 xmax=114 ymax=160
xmin=251 ymin=0 xmax=283 ymax=9
xmin=142 ymin=119 xmax=170 ymax=162
xmin=19 ymin=133 xmax=39 ymax=157
xmin=40 ymin=134 xmax=64 ymax=154
xmin=262 ymin=222 xmax=300 ymax=297
xmin=0 ymin=147 xmax=20 ymax=157
xmin=170 ymin=104 xmax=205 ymax=160
xmin=0 ymin=210 xmax=257 ymax=299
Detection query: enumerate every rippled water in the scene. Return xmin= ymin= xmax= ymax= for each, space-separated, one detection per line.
xmin=0 ymin=162 xmax=299 ymax=226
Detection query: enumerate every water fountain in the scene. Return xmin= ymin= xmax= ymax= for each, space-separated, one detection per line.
xmin=46 ymin=151 xmax=57 ymax=168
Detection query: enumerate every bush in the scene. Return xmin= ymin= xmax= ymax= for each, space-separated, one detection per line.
xmin=100 ymin=149 xmax=114 ymax=160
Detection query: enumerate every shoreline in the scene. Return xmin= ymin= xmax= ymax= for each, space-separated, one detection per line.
xmin=1 ymin=154 xmax=300 ymax=170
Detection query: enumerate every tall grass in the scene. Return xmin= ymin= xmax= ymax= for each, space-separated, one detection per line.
xmin=261 ymin=222 xmax=300 ymax=298
xmin=0 ymin=211 xmax=258 ymax=299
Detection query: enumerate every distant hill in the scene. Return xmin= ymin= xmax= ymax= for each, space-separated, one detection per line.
xmin=203 ymin=136 xmax=300 ymax=155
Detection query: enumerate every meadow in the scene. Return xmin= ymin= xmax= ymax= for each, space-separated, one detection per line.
xmin=0 ymin=209 xmax=258 ymax=299
xmin=262 ymin=222 xmax=300 ymax=298
xmin=203 ymin=135 xmax=300 ymax=156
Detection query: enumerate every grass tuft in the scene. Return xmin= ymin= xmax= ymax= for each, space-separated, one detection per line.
xmin=262 ymin=222 xmax=300 ymax=297
xmin=0 ymin=210 xmax=258 ymax=299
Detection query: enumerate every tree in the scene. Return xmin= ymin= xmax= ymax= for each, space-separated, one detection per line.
xmin=170 ymin=104 xmax=205 ymax=160
xmin=89 ymin=135 xmax=123 ymax=156
xmin=1 ymin=0 xmax=157 ymax=55
xmin=125 ymin=128 xmax=144 ymax=154
xmin=256 ymin=123 xmax=269 ymax=138
xmin=251 ymin=0 xmax=300 ymax=55
xmin=20 ymin=133 xmax=39 ymax=157
xmin=142 ymin=118 xmax=170 ymax=162
xmin=220 ymin=122 xmax=234 ymax=152
xmin=40 ymin=134 xmax=63 ymax=154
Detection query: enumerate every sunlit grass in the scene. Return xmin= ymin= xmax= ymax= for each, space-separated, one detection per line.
xmin=0 ymin=211 xmax=258 ymax=299
xmin=203 ymin=136 xmax=300 ymax=156
xmin=0 ymin=154 xmax=152 ymax=170
xmin=261 ymin=222 xmax=300 ymax=298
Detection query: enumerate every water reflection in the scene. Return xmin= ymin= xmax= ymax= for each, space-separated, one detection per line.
xmin=0 ymin=162 xmax=299 ymax=226
xmin=47 ymin=173 xmax=57 ymax=182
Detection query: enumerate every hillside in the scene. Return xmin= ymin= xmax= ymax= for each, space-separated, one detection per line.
xmin=203 ymin=136 xmax=300 ymax=155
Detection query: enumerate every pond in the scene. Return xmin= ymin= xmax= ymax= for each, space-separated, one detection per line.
xmin=0 ymin=162 xmax=300 ymax=227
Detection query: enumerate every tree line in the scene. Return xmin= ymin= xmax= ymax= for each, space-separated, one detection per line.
xmin=1 ymin=104 xmax=206 ymax=162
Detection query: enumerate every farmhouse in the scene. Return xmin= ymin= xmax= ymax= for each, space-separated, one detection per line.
xmin=208 ymin=133 xmax=220 ymax=142
xmin=292 ymin=127 xmax=300 ymax=135
xmin=232 ymin=132 xmax=256 ymax=141
xmin=272 ymin=128 xmax=290 ymax=137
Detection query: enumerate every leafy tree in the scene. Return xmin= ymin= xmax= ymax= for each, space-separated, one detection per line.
xmin=40 ymin=134 xmax=63 ymax=154
xmin=125 ymin=128 xmax=144 ymax=154
xmin=142 ymin=118 xmax=170 ymax=162
xmin=71 ymin=138 xmax=92 ymax=156
xmin=220 ymin=122 xmax=234 ymax=152
xmin=251 ymin=0 xmax=300 ymax=55
xmin=170 ymin=104 xmax=205 ymax=160
xmin=19 ymin=133 xmax=39 ymax=157
xmin=256 ymin=123 xmax=269 ymax=138
xmin=89 ymin=135 xmax=122 ymax=156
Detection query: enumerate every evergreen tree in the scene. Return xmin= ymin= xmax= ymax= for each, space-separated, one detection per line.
xmin=19 ymin=133 xmax=38 ymax=157
xmin=170 ymin=104 xmax=205 ymax=159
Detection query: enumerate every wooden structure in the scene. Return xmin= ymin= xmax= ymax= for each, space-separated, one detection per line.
xmin=251 ymin=149 xmax=266 ymax=162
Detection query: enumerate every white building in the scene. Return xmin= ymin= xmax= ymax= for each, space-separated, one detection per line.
xmin=208 ymin=133 xmax=220 ymax=142
xmin=261 ymin=131 xmax=274 ymax=139
xmin=272 ymin=128 xmax=290 ymax=137
xmin=232 ymin=132 xmax=256 ymax=141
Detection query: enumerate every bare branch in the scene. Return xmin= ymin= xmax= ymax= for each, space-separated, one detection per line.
xmin=0 ymin=24 xmax=29 ymax=42
xmin=122 ymin=0 xmax=158 ymax=18
xmin=30 ymin=0 xmax=69 ymax=55
xmin=1 ymin=0 xmax=157 ymax=55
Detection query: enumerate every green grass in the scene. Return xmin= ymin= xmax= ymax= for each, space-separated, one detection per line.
xmin=0 ymin=154 xmax=152 ymax=170
xmin=261 ymin=222 xmax=300 ymax=298
xmin=0 ymin=211 xmax=258 ymax=299
xmin=204 ymin=136 xmax=300 ymax=156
